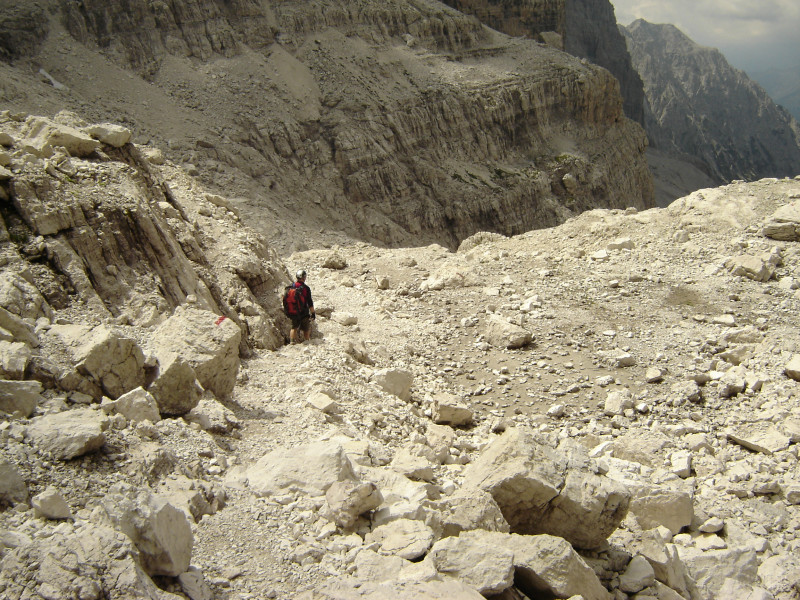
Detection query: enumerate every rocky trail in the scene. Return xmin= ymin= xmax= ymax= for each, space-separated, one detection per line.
xmin=1 ymin=112 xmax=800 ymax=599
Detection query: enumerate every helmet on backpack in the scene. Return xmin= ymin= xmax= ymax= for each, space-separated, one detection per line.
xmin=296 ymin=269 xmax=306 ymax=280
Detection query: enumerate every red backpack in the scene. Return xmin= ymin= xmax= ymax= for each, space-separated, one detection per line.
xmin=282 ymin=285 xmax=307 ymax=317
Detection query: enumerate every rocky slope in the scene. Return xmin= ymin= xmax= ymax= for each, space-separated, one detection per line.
xmin=2 ymin=112 xmax=800 ymax=599
xmin=622 ymin=19 xmax=800 ymax=184
xmin=0 ymin=0 xmax=653 ymax=254
xmin=440 ymin=0 xmax=646 ymax=124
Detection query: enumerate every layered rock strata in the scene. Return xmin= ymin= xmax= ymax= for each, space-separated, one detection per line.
xmin=0 ymin=0 xmax=653 ymax=249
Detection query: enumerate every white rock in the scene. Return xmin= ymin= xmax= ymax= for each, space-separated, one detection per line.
xmin=619 ymin=555 xmax=655 ymax=593
xmin=148 ymin=351 xmax=204 ymax=415
xmin=21 ymin=115 xmax=101 ymax=157
xmin=432 ymin=488 xmax=510 ymax=537
xmin=246 ymin=439 xmax=357 ymax=497
xmin=32 ymin=486 xmax=72 ymax=519
xmin=670 ymin=450 xmax=692 ymax=479
xmin=727 ymin=424 xmax=791 ymax=454
xmin=306 ymin=389 xmax=340 ymax=413
xmin=102 ymin=386 xmax=161 ymax=424
xmin=0 ymin=271 xmax=53 ymax=320
xmin=178 ymin=567 xmax=214 ymax=600
xmin=0 ymin=305 xmax=39 ymax=347
xmin=483 ymin=314 xmax=531 ymax=348
xmin=785 ymin=354 xmax=800 ymax=381
xmin=597 ymin=349 xmax=636 ymax=368
xmin=604 ymin=389 xmax=633 ymax=416
xmin=332 ymin=312 xmax=358 ymax=326
xmin=0 ymin=340 xmax=31 ymax=380
xmin=757 ymin=553 xmax=800 ymax=596
xmin=366 ymin=518 xmax=434 ymax=560
xmin=183 ymin=396 xmax=239 ymax=433
xmin=717 ymin=578 xmax=775 ymax=600
xmin=698 ymin=517 xmax=724 ymax=533
xmin=370 ymin=368 xmax=413 ymax=401
xmin=84 ymin=123 xmax=132 ymax=147
xmin=724 ymin=255 xmax=775 ymax=282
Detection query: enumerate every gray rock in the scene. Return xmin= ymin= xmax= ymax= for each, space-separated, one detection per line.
xmin=26 ymin=408 xmax=109 ymax=459
xmin=0 ymin=340 xmax=31 ymax=379
xmin=0 ymin=379 xmax=43 ymax=417
xmin=462 ymin=427 xmax=629 ymax=549
xmin=619 ymin=555 xmax=655 ymax=593
xmin=763 ymin=200 xmax=800 ymax=241
xmin=183 ymin=396 xmax=239 ymax=433
xmin=427 ymin=533 xmax=515 ymax=595
xmin=0 ymin=460 xmax=28 ymax=506
xmin=147 ymin=351 xmax=204 ymax=415
xmin=432 ymin=392 xmax=473 ymax=426
xmin=93 ymin=483 xmax=193 ymax=577
xmin=0 ymin=522 xmax=183 ymax=599
xmin=484 ymin=314 xmax=532 ymax=349
xmin=150 ymin=307 xmax=241 ymax=398
xmin=324 ymin=480 xmax=383 ymax=529
xmin=365 ymin=518 xmax=434 ymax=560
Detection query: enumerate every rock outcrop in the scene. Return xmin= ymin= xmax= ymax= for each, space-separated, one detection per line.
xmin=441 ymin=0 xmax=646 ymax=124
xmin=622 ymin=19 xmax=800 ymax=183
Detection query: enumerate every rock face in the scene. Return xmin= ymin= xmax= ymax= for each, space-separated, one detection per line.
xmin=441 ymin=0 xmax=646 ymax=124
xmin=622 ymin=19 xmax=800 ymax=183
xmin=1 ymin=0 xmax=653 ymax=254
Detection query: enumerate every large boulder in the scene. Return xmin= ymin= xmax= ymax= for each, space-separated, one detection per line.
xmin=246 ymin=439 xmax=357 ymax=497
xmin=92 ymin=484 xmax=193 ymax=577
xmin=324 ymin=480 xmax=383 ymax=529
xmin=25 ymin=408 xmax=109 ymax=460
xmin=0 ymin=522 xmax=183 ymax=599
xmin=150 ymin=307 xmax=241 ymax=398
xmin=430 ymin=488 xmax=510 ymax=538
xmin=0 ymin=340 xmax=31 ymax=379
xmin=365 ymin=518 xmax=435 ymax=560
xmin=440 ymin=530 xmax=610 ymax=600
xmin=0 ymin=306 xmax=39 ymax=347
xmin=48 ymin=324 xmax=146 ymax=399
xmin=147 ymin=352 xmax=203 ymax=416
xmin=461 ymin=427 xmax=629 ymax=549
xmin=20 ymin=115 xmax=101 ymax=157
xmin=426 ymin=533 xmax=515 ymax=595
xmin=763 ymin=201 xmax=800 ymax=241
xmin=370 ymin=368 xmax=413 ymax=401
xmin=0 ymin=379 xmax=43 ymax=417
xmin=296 ymin=577 xmax=485 ymax=600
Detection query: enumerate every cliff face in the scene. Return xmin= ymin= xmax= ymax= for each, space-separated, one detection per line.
xmin=623 ymin=19 xmax=800 ymax=182
xmin=0 ymin=0 xmax=653 ymax=250
xmin=439 ymin=0 xmax=645 ymax=124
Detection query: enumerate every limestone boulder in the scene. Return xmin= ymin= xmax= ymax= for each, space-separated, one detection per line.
xmin=85 ymin=122 xmax=132 ymax=147
xmin=0 ymin=379 xmax=43 ymax=417
xmin=724 ymin=254 xmax=775 ymax=282
xmin=0 ymin=271 xmax=53 ymax=320
xmin=246 ymin=439 xmax=357 ymax=497
xmin=183 ymin=396 xmax=240 ymax=433
xmin=483 ymin=314 xmax=532 ymax=349
xmin=426 ymin=533 xmax=515 ymax=595
xmin=763 ymin=200 xmax=800 ymax=241
xmin=785 ymin=354 xmax=800 ymax=381
xmin=365 ymin=518 xmax=435 ymax=560
xmin=25 ymin=408 xmax=109 ymax=460
xmin=101 ymin=386 xmax=161 ymax=424
xmin=31 ymin=486 xmax=72 ymax=519
xmin=619 ymin=555 xmax=656 ymax=593
xmin=431 ymin=488 xmax=510 ymax=538
xmin=758 ymin=553 xmax=800 ymax=597
xmin=432 ymin=392 xmax=473 ymax=426
xmin=21 ymin=115 xmax=101 ymax=157
xmin=0 ymin=340 xmax=31 ymax=379
xmin=92 ymin=483 xmax=193 ymax=577
xmin=296 ymin=577 xmax=485 ymax=600
xmin=0 ymin=460 xmax=28 ymax=506
xmin=324 ymin=480 xmax=383 ymax=529
xmin=676 ymin=546 xmax=760 ymax=599
xmin=390 ymin=444 xmax=437 ymax=482
xmin=0 ymin=306 xmax=39 ymax=347
xmin=425 ymin=423 xmax=455 ymax=463
xmin=462 ymin=427 xmax=629 ymax=549
xmin=370 ymin=368 xmax=413 ymax=401
xmin=629 ymin=530 xmax=694 ymax=598
xmin=0 ymin=522 xmax=183 ymax=600
xmin=147 ymin=351 xmax=204 ymax=415
xmin=150 ymin=307 xmax=241 ymax=398
xmin=49 ymin=323 xmax=146 ymax=399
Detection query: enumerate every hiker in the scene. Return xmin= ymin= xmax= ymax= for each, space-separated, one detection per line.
xmin=284 ymin=269 xmax=316 ymax=343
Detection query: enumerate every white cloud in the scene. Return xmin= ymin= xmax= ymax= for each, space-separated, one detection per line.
xmin=610 ymin=0 xmax=800 ymax=70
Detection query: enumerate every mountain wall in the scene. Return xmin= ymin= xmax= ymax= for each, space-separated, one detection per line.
xmin=622 ymin=19 xmax=800 ymax=183
xmin=0 ymin=0 xmax=653 ymax=252
xmin=440 ymin=0 xmax=645 ymax=124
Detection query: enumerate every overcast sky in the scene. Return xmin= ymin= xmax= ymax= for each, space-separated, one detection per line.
xmin=609 ymin=0 xmax=800 ymax=74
